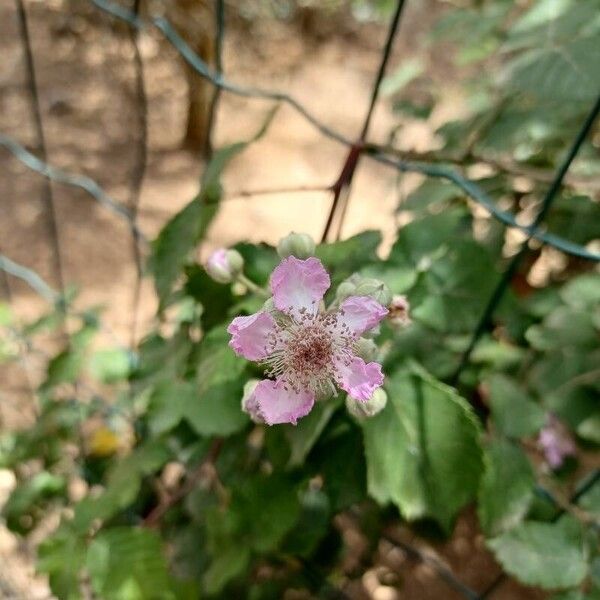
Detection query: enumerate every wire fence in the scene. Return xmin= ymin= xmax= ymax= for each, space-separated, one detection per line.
xmin=1 ymin=0 xmax=599 ymax=598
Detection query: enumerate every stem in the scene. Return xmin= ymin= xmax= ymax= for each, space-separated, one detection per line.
xmin=237 ymin=274 xmax=269 ymax=299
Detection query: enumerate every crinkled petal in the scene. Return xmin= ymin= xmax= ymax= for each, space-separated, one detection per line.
xmin=337 ymin=296 xmax=388 ymax=338
xmin=335 ymin=356 xmax=384 ymax=402
xmin=227 ymin=311 xmax=280 ymax=361
xmin=270 ymin=256 xmax=330 ymax=318
xmin=253 ymin=379 xmax=315 ymax=425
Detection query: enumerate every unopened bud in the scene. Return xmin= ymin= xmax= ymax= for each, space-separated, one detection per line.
xmin=354 ymin=278 xmax=392 ymax=306
xmin=346 ymin=388 xmax=388 ymax=419
xmin=335 ymin=274 xmax=363 ymax=301
xmin=354 ymin=337 xmax=379 ymax=362
xmin=205 ymin=248 xmax=244 ymax=284
xmin=388 ymin=294 xmax=411 ymax=329
xmin=277 ymin=232 xmax=316 ymax=259
xmin=241 ymin=379 xmax=264 ymax=424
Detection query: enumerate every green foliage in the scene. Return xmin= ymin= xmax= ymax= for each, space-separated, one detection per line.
xmin=488 ymin=517 xmax=590 ymax=589
xmin=3 ymin=3 xmax=600 ymax=596
xmin=363 ymin=363 xmax=483 ymax=531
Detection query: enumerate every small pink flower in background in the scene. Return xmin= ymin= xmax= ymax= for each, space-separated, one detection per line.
xmin=227 ymin=256 xmax=388 ymax=425
xmin=205 ymin=248 xmax=244 ymax=284
xmin=538 ymin=415 xmax=576 ymax=469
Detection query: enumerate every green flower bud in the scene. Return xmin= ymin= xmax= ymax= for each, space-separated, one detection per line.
xmin=354 ymin=278 xmax=392 ymax=306
xmin=354 ymin=337 xmax=379 ymax=362
xmin=346 ymin=388 xmax=388 ymax=419
xmin=277 ymin=232 xmax=316 ymax=259
xmin=335 ymin=274 xmax=362 ymax=301
xmin=205 ymin=249 xmax=244 ymax=284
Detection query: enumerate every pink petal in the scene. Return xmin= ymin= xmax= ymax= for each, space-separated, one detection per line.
xmin=270 ymin=256 xmax=330 ymax=318
xmin=253 ymin=379 xmax=315 ymax=425
xmin=335 ymin=356 xmax=384 ymax=402
xmin=337 ymin=296 xmax=388 ymax=338
xmin=227 ymin=311 xmax=280 ymax=361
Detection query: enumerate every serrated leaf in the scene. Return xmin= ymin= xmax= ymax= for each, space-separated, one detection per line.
xmin=87 ymin=528 xmax=175 ymax=600
xmin=478 ymin=439 xmax=535 ymax=536
xmin=38 ymin=531 xmax=86 ymax=600
xmin=362 ymin=363 xmax=483 ymax=530
xmin=487 ymin=374 xmax=545 ymax=438
xmin=488 ymin=517 xmax=588 ymax=589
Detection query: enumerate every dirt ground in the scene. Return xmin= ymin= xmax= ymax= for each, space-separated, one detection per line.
xmin=0 ymin=1 xmax=545 ymax=598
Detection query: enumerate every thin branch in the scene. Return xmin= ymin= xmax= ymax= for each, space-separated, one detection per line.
xmin=143 ymin=438 xmax=223 ymax=527
xmin=127 ymin=0 xmax=149 ymax=347
xmin=382 ymin=533 xmax=480 ymax=600
xmin=15 ymin=0 xmax=66 ymax=303
xmin=451 ymin=93 xmax=600 ymax=383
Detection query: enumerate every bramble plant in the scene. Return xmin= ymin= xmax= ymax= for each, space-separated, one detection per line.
xmin=0 ymin=0 xmax=599 ymax=598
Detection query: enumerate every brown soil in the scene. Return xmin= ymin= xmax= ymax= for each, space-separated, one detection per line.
xmin=0 ymin=2 xmax=544 ymax=599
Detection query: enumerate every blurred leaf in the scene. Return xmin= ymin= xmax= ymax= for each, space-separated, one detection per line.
xmin=399 ymin=179 xmax=463 ymax=213
xmin=284 ymin=399 xmax=339 ymax=467
xmin=380 ymin=58 xmax=424 ymax=96
xmin=488 ymin=516 xmax=589 ymax=589
xmin=362 ymin=363 xmax=483 ymax=530
xmin=546 ymin=196 xmax=600 ymax=246
xmin=316 ymin=231 xmax=381 ymax=286
xmin=487 ymin=374 xmax=545 ymax=438
xmin=3 ymin=472 xmax=66 ymax=533
xmin=89 ymin=348 xmax=132 ymax=383
xmin=149 ymin=112 xmax=276 ymax=308
xmin=87 ymin=528 xmax=175 ymax=600
xmin=560 ymin=273 xmax=600 ymax=310
xmin=203 ymin=545 xmax=250 ymax=596
xmin=577 ymin=414 xmax=600 ymax=444
xmin=478 ymin=439 xmax=535 ymax=536
xmin=38 ymin=530 xmax=86 ymax=600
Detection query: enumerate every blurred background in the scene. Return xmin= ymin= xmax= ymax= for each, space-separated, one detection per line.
xmin=1 ymin=0 xmax=598 ymax=597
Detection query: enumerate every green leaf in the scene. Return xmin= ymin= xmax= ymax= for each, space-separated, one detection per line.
xmin=399 ymin=179 xmax=463 ymax=213
xmin=380 ymin=58 xmax=424 ymax=96
xmin=284 ymin=399 xmax=339 ymax=467
xmin=149 ymin=112 xmax=276 ymax=307
xmin=316 ymin=231 xmax=381 ymax=286
xmin=186 ymin=380 xmax=249 ymax=437
xmin=203 ymin=545 xmax=250 ymax=596
xmin=87 ymin=528 xmax=175 ymax=600
xmin=561 ymin=273 xmax=600 ymax=310
xmin=577 ymin=414 xmax=600 ymax=444
xmin=38 ymin=530 xmax=86 ymax=600
xmin=3 ymin=472 xmax=66 ymax=533
xmin=362 ymin=363 xmax=483 ymax=530
xmin=147 ymin=379 xmax=192 ymax=435
xmin=72 ymin=440 xmax=171 ymax=532
xmin=488 ymin=517 xmax=589 ymax=589
xmin=487 ymin=374 xmax=545 ymax=438
xmin=478 ymin=439 xmax=535 ymax=536
xmin=89 ymin=348 xmax=132 ymax=383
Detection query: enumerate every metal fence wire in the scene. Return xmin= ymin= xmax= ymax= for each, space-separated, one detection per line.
xmin=1 ymin=0 xmax=599 ymax=598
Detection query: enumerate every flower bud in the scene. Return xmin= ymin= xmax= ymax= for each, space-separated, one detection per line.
xmin=241 ymin=379 xmax=264 ymax=424
xmin=354 ymin=337 xmax=379 ymax=362
xmin=346 ymin=388 xmax=388 ymax=419
xmin=277 ymin=232 xmax=316 ymax=260
xmin=354 ymin=278 xmax=392 ymax=306
xmin=388 ymin=294 xmax=411 ymax=329
xmin=335 ymin=274 xmax=362 ymax=301
xmin=205 ymin=248 xmax=244 ymax=284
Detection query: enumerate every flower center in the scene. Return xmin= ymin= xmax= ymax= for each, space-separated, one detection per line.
xmin=286 ymin=324 xmax=333 ymax=373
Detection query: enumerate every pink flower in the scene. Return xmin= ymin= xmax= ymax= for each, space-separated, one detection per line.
xmin=538 ymin=415 xmax=576 ymax=469
xmin=227 ymin=256 xmax=388 ymax=425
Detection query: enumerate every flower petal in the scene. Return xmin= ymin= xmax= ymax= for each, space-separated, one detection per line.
xmin=270 ymin=256 xmax=330 ymax=318
xmin=337 ymin=296 xmax=388 ymax=338
xmin=252 ymin=379 xmax=315 ymax=425
xmin=334 ymin=356 xmax=384 ymax=402
xmin=227 ymin=311 xmax=280 ymax=361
